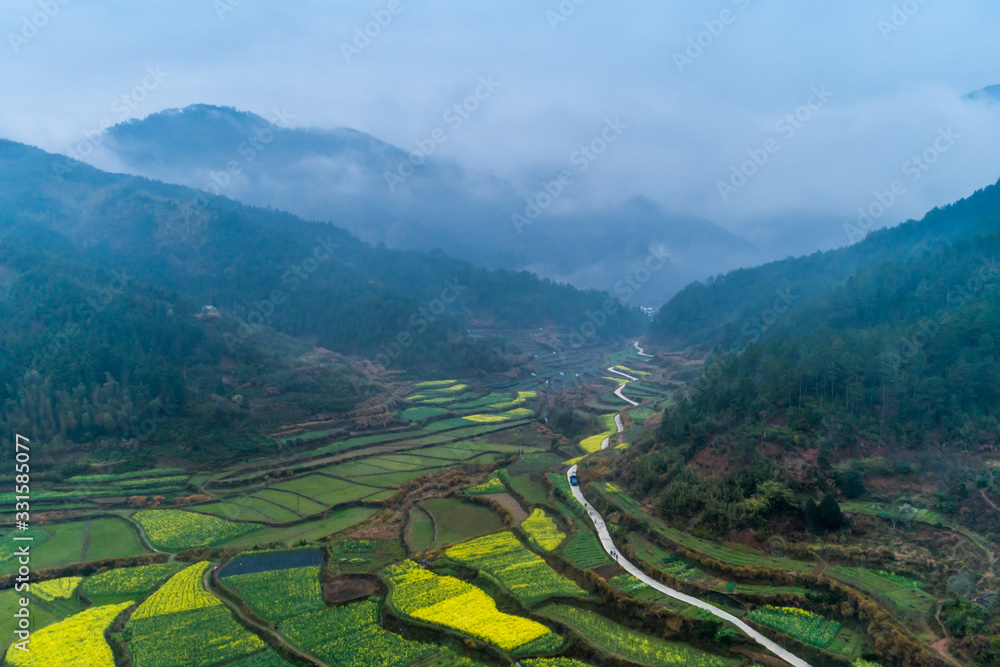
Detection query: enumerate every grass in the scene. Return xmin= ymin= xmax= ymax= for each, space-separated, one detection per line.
xmin=83 ymin=518 xmax=148 ymax=562
xmin=827 ymin=565 xmax=937 ymax=623
xmin=536 ymin=603 xmax=735 ymax=666
xmin=509 ymin=473 xmax=548 ymax=504
xmin=403 ymin=406 xmax=451 ymax=422
xmin=421 ymin=498 xmax=505 ymax=547
xmin=221 ymin=507 xmax=376 ymax=550
xmin=406 ymin=505 xmax=435 ymax=553
xmin=746 ymin=606 xmax=841 ymax=649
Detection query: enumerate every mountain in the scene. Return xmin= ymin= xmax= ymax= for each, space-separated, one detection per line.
xmin=0 ymin=138 xmax=647 ymax=456
xmin=965 ymin=84 xmax=1000 ymax=104
xmin=604 ymin=179 xmax=1000 ymax=667
xmin=649 ymin=178 xmax=1000 ymax=348
xmin=84 ymin=104 xmax=758 ymax=306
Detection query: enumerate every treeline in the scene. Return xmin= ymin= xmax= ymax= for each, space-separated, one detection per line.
xmin=650 ymin=178 xmax=1000 ymax=347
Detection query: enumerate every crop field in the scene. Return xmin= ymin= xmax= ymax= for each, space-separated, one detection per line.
xmin=746 ymin=606 xmax=841 ymax=648
xmin=580 ymin=414 xmax=618 ymax=453
xmin=406 ymin=505 xmax=435 ymax=553
xmin=83 ymin=518 xmax=148 ymax=561
xmin=827 ymin=565 xmax=936 ymax=622
xmin=0 ymin=589 xmax=77 ymax=650
xmin=603 ymin=489 xmax=815 ymax=573
xmin=83 ymin=564 xmax=182 ymax=600
xmin=384 ymin=560 xmax=562 ymax=654
xmin=536 ymin=603 xmax=735 ymax=667
xmin=463 ymin=475 xmax=506 ymax=496
xmin=559 ymin=531 xmax=612 ymax=569
xmin=128 ymin=605 xmax=267 ymax=667
xmin=279 ymin=598 xmax=433 ymax=667
xmin=522 ymin=660 xmax=592 ymax=667
xmin=222 ymin=507 xmax=377 ymax=550
xmin=224 ymin=649 xmax=291 ymax=666
xmin=521 ymin=509 xmax=566 ymax=551
xmin=608 ymin=574 xmax=649 ymax=596
xmin=256 ymin=489 xmax=327 ymax=515
xmin=404 ymin=406 xmax=451 ymax=422
xmin=226 ymin=497 xmax=303 ymax=523
xmin=5 ymin=602 xmax=131 ymax=667
xmin=131 ymin=562 xmax=217 ymax=620
xmin=446 ymin=532 xmax=585 ymax=604
xmin=509 ymin=473 xmax=549 ymax=504
xmin=33 ymin=576 xmax=81 ymax=601
xmin=224 ymin=566 xmax=326 ymax=621
xmin=2 ymin=520 xmax=149 ymax=575
xmin=421 ymin=498 xmax=505 ymax=546
xmin=133 ymin=510 xmax=261 ymax=551
xmin=219 ymin=550 xmax=323 ymax=577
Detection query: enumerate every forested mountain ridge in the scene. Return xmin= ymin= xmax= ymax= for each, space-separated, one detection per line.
xmin=609 ymin=186 xmax=1000 ymax=667
xmin=86 ymin=104 xmax=759 ymax=305
xmin=0 ymin=138 xmax=646 ymax=357
xmin=650 ymin=178 xmax=1000 ymax=348
xmin=0 ymin=137 xmax=645 ymax=459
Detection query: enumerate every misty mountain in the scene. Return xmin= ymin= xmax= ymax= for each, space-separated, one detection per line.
xmin=86 ymin=104 xmax=758 ymax=306
xmin=965 ymin=84 xmax=1000 ymax=104
xmin=649 ymin=178 xmax=1000 ymax=349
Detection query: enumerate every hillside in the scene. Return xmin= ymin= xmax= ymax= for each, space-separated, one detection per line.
xmin=85 ymin=104 xmax=759 ymax=305
xmin=650 ymin=178 xmax=1000 ymax=348
xmin=0 ymin=138 xmax=647 ymax=457
xmin=602 ymin=186 xmax=1000 ymax=666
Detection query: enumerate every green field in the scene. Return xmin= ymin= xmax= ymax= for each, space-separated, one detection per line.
xmin=746 ymin=606 xmax=842 ymax=649
xmin=509 ymin=473 xmax=548 ymax=504
xmin=560 ymin=531 xmax=612 ymax=569
xmin=446 ymin=532 xmax=585 ymax=605
xmin=421 ymin=498 xmax=505 ymax=547
xmin=279 ymin=598 xmax=433 ymax=667
xmin=536 ymin=603 xmax=736 ymax=666
xmin=406 ymin=505 xmax=436 ymax=553
xmin=221 ymin=507 xmax=377 ymax=550
xmin=127 ymin=605 xmax=266 ymax=667
xmin=224 ymin=566 xmax=326 ymax=622
xmin=403 ymin=406 xmax=450 ymax=422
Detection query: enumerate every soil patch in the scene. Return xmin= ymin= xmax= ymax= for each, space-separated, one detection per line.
xmin=483 ymin=493 xmax=528 ymax=524
xmin=324 ymin=574 xmax=381 ymax=605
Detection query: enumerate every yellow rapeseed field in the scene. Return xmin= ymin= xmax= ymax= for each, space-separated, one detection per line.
xmin=521 ymin=510 xmax=566 ymax=551
xmin=131 ymin=562 xmax=219 ymax=620
xmin=5 ymin=602 xmax=132 ymax=667
xmin=32 ymin=576 xmax=82 ymax=601
xmin=385 ymin=560 xmax=554 ymax=652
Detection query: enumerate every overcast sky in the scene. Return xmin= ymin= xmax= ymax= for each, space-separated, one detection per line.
xmin=3 ymin=0 xmax=1000 ymax=257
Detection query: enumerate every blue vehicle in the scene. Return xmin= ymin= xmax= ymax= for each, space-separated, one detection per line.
xmin=569 ymin=475 xmax=579 ymax=487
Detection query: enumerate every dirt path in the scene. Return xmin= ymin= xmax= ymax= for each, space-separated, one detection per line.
xmin=203 ymin=566 xmax=329 ymax=666
xmin=981 ymin=489 xmax=1000 ymax=514
xmin=484 ymin=493 xmax=528 ymax=524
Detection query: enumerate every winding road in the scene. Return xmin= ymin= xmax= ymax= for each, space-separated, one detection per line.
xmin=606 ymin=366 xmax=640 ymax=407
xmin=565 ymin=342 xmax=812 ymax=667
xmin=633 ymin=341 xmax=653 ymax=358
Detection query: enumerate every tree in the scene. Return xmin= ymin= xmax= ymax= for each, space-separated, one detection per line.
xmin=838 ymin=469 xmax=866 ymax=499
xmin=816 ymin=493 xmax=844 ymax=530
